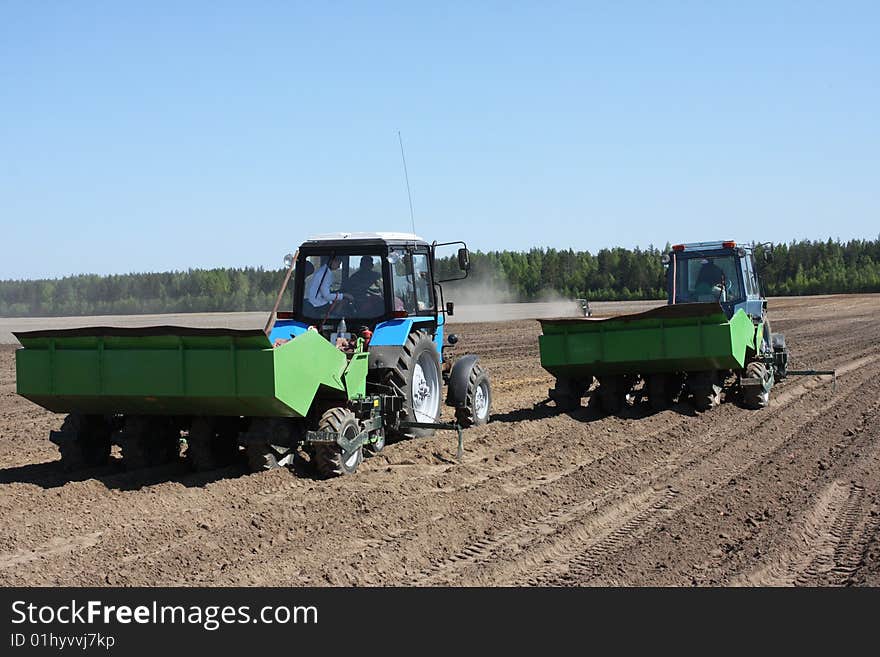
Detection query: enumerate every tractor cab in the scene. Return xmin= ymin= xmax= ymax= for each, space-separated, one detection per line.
xmin=296 ymin=233 xmax=436 ymax=329
xmin=268 ymin=232 xmax=470 ymax=350
xmin=664 ymin=240 xmax=765 ymax=322
xmin=265 ymin=232 xmax=489 ymax=446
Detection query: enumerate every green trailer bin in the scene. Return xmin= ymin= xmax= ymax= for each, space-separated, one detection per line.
xmin=14 ymin=326 xmax=359 ymax=418
xmin=538 ymin=303 xmax=759 ymax=379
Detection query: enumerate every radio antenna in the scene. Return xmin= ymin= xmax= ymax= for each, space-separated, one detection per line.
xmin=397 ymin=130 xmax=416 ymax=234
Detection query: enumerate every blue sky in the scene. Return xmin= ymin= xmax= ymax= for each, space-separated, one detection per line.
xmin=1 ymin=1 xmax=878 ymax=279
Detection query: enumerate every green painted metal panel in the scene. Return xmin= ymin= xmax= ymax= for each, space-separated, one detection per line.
xmin=344 ymin=350 xmax=369 ymax=400
xmin=15 ymin=326 xmax=348 ymax=418
xmin=538 ymin=303 xmax=758 ymax=378
xmin=272 ymin=329 xmax=347 ymax=416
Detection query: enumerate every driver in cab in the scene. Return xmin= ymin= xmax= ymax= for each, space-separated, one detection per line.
xmin=307 ymin=256 xmax=353 ymax=309
xmin=694 ymin=259 xmax=729 ymax=301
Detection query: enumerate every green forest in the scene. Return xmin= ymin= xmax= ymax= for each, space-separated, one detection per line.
xmin=2 ymin=238 xmax=879 ymax=317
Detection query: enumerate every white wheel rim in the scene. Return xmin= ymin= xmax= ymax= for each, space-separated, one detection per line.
xmin=412 ymin=353 xmax=440 ymax=422
xmin=474 ymin=382 xmax=489 ymax=420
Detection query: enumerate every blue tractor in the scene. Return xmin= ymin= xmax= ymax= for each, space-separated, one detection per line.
xmin=265 ymin=232 xmax=492 ymax=463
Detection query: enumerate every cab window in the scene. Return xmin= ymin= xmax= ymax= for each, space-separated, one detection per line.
xmin=389 ymin=250 xmax=434 ymax=314
xmin=411 ymin=253 xmax=433 ymax=311
xmin=675 ymin=255 xmax=744 ymax=303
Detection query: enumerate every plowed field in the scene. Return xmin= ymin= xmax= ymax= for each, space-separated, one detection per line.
xmin=1 ymin=294 xmax=878 ymax=586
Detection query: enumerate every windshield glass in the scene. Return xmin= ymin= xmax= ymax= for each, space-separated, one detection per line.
xmin=300 ymin=253 xmax=386 ymax=320
xmin=674 ymin=255 xmax=744 ymax=303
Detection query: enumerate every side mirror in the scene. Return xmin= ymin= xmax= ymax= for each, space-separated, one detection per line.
xmin=660 ymin=254 xmax=670 ymax=265
xmin=446 ymin=301 xmax=455 ymax=316
xmin=457 ymin=248 xmax=470 ymax=271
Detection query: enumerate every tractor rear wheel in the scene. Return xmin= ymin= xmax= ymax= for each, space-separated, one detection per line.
xmin=187 ymin=417 xmax=240 ymax=471
xmin=313 ymin=408 xmax=363 ymax=478
xmin=50 ymin=413 xmax=112 ymax=472
xmin=116 ymin=416 xmax=180 ymax=470
xmin=387 ymin=331 xmax=442 ymax=439
xmin=455 ymin=364 xmax=492 ymax=426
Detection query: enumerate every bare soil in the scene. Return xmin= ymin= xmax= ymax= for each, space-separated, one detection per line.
xmin=1 ymin=294 xmax=878 ymax=586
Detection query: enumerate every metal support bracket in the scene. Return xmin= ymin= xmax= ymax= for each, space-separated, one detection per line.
xmin=399 ymin=421 xmax=466 ymax=461
xmin=786 ymin=369 xmax=837 ymax=393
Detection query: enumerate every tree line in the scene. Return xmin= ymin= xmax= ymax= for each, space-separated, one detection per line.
xmin=2 ymin=238 xmax=879 ymax=317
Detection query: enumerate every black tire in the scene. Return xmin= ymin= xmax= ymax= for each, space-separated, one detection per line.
xmin=647 ymin=374 xmax=673 ymax=412
xmin=313 ymin=407 xmax=363 ymax=478
xmin=549 ymin=376 xmax=585 ymax=412
xmin=455 ymin=364 xmax=492 ymax=426
xmin=50 ymin=413 xmax=112 ymax=472
xmin=688 ymin=372 xmax=722 ymax=412
xmin=187 ymin=417 xmax=240 ymax=471
xmin=742 ymin=361 xmax=772 ymax=410
xmin=116 ymin=416 xmax=180 ymax=470
xmin=387 ymin=331 xmax=442 ymax=439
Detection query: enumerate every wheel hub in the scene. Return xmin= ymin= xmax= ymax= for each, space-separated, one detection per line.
xmin=474 ymin=383 xmax=489 ymax=419
xmin=411 ymin=354 xmax=440 ymax=422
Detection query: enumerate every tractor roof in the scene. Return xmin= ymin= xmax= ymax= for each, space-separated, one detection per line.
xmin=301 ymin=232 xmax=429 ymax=250
xmin=671 ymin=240 xmax=751 ymax=253
xmin=304 ymin=231 xmax=426 ymax=244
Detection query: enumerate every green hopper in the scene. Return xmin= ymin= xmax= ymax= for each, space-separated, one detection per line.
xmin=538 ymin=302 xmax=764 ymax=414
xmin=539 ymin=303 xmax=758 ymax=378
xmin=15 ymin=327 xmax=367 ymax=418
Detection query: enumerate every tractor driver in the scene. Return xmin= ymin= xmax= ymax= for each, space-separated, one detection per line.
xmin=307 ymin=256 xmax=353 ymax=311
xmin=694 ymin=259 xmax=729 ymax=300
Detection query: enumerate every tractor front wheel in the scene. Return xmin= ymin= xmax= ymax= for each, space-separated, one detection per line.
xmin=456 ymin=364 xmax=492 ymax=426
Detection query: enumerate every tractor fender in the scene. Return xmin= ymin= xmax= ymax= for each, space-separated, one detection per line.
xmin=446 ymin=354 xmax=480 ymax=408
